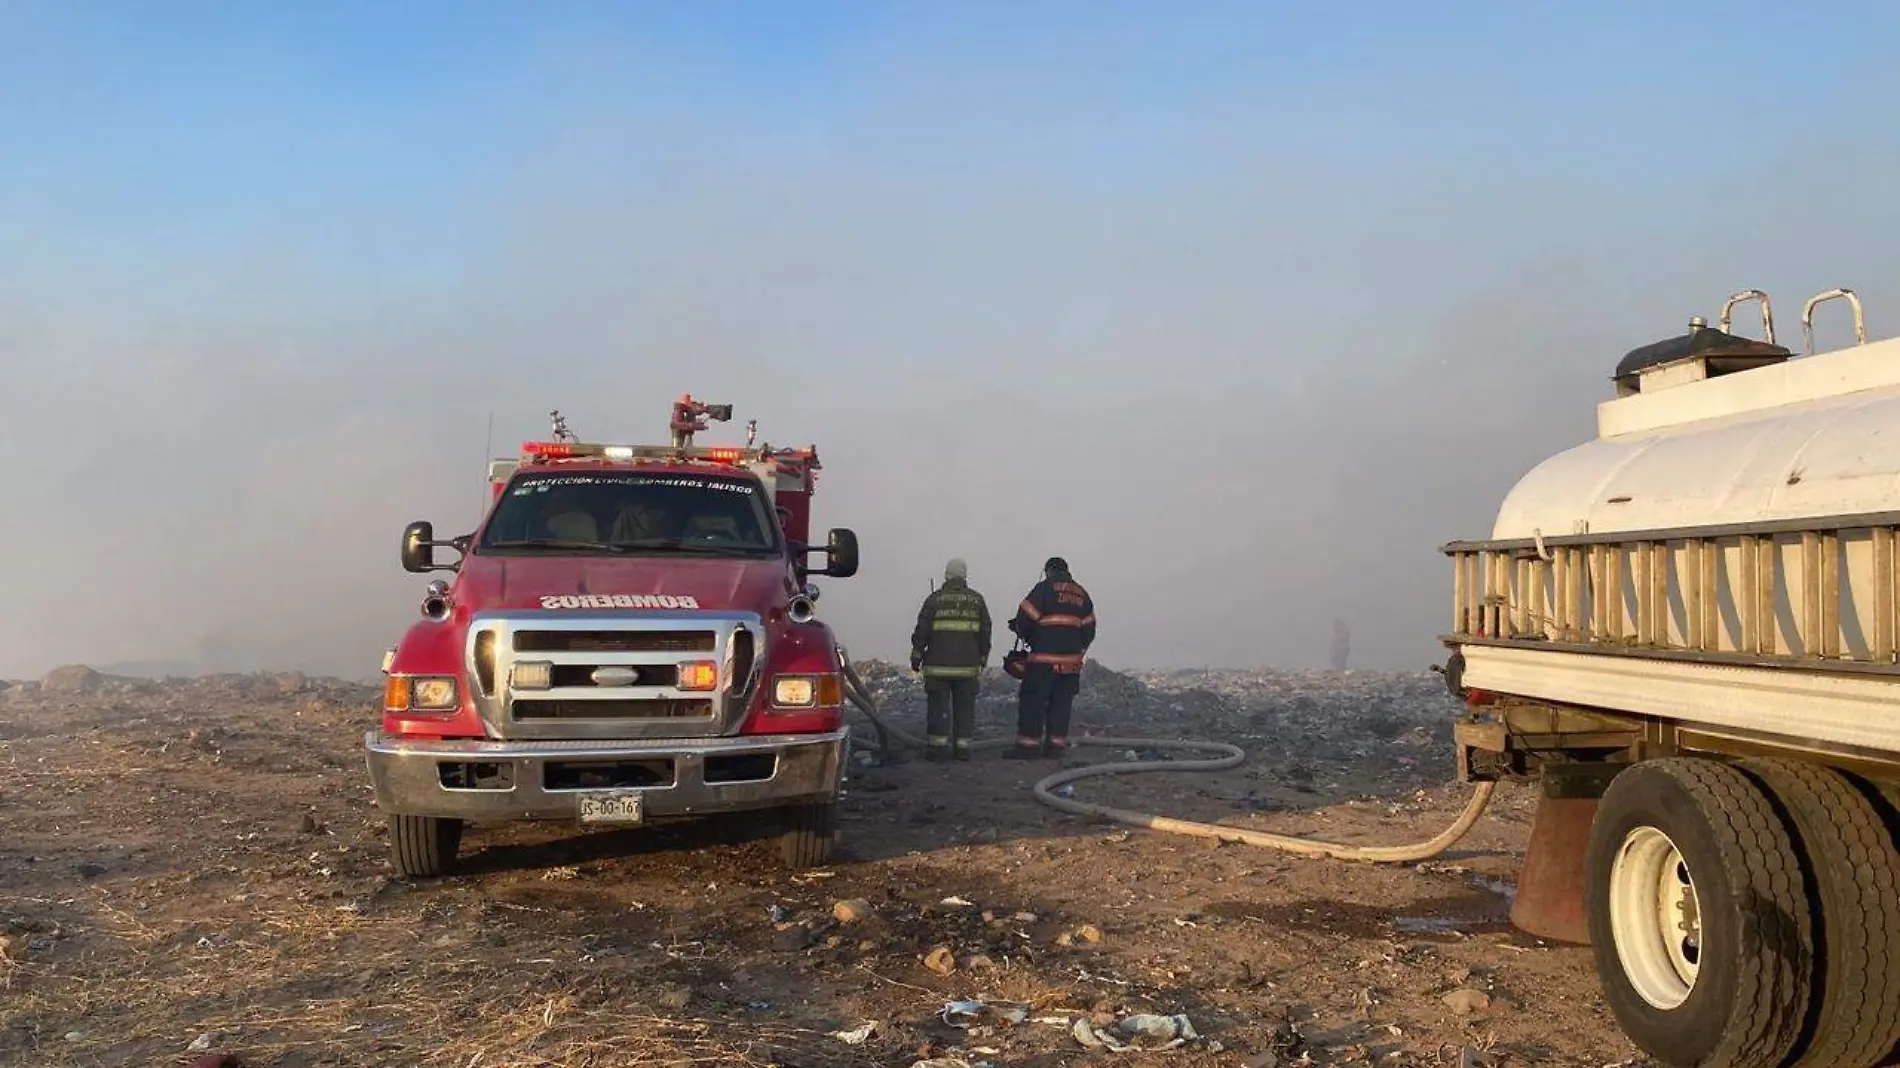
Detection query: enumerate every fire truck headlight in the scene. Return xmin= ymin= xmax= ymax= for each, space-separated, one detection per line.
xmin=411 ymin=677 xmax=459 ymax=711
xmin=772 ymin=674 xmax=841 ymax=709
xmin=774 ymin=677 xmax=813 ymax=707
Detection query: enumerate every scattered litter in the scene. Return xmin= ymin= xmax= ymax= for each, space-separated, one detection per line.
xmin=924 ymin=946 xmax=958 ymax=975
xmin=831 ymin=1021 xmax=878 ymax=1045
xmin=943 ymin=1000 xmax=1030 ymax=1028
xmin=1072 ymin=1013 xmax=1203 ymax=1052
xmin=541 ymin=866 xmax=580 ymax=881
xmin=941 ymin=896 xmax=976 ymax=907
xmin=186 ymin=1033 xmax=221 ymax=1053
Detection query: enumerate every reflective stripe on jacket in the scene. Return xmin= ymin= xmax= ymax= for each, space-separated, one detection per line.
xmin=911 ymin=579 xmax=992 ymax=676
xmin=1010 ymin=571 xmax=1095 ymax=674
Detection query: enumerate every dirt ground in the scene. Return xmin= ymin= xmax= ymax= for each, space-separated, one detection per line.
xmin=0 ymin=670 xmax=1650 ymax=1068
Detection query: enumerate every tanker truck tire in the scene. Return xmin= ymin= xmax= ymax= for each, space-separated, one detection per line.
xmin=776 ymin=800 xmax=838 ymax=870
xmin=1734 ymin=758 xmax=1900 ymax=1068
xmin=389 ymin=814 xmax=463 ymax=879
xmin=1584 ymin=758 xmax=1814 ymax=1068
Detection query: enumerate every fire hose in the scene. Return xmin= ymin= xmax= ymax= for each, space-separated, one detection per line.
xmin=835 ymin=651 xmax=1495 ymax=863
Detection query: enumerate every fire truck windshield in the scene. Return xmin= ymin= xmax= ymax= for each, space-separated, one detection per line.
xmin=478 ymin=471 xmax=779 ymax=557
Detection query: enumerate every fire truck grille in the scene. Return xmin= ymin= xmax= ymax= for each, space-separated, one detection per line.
xmin=512 ymin=698 xmax=714 ymax=721
xmin=514 ymin=630 xmax=717 ymax=654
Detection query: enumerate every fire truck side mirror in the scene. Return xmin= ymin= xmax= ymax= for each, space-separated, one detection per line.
xmin=815 ymin=527 xmax=859 ymax=578
xmin=401 ymin=520 xmax=464 ymax=574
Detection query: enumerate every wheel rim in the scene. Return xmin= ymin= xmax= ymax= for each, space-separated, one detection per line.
xmin=1608 ymin=825 xmax=1702 ymax=1010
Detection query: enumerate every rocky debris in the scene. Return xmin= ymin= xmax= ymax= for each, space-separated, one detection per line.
xmin=1442 ymin=988 xmax=1493 ymax=1015
xmin=1055 ymin=923 xmax=1103 ymax=947
xmin=41 ymin=664 xmax=103 ymax=693
xmin=772 ymin=923 xmax=821 ymax=952
xmin=832 ymin=898 xmax=874 ymax=924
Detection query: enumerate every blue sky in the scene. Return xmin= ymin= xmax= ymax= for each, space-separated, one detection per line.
xmin=3 ymin=3 xmax=1898 ymax=676
xmin=7 ymin=2 xmax=1889 ymax=256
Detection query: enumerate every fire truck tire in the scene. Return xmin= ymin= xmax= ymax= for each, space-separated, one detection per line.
xmin=776 ymin=801 xmax=837 ymax=869
xmin=1584 ymin=757 xmax=1814 ymax=1068
xmin=1734 ymin=758 xmax=1900 ymax=1068
xmin=389 ymin=814 xmax=463 ymax=878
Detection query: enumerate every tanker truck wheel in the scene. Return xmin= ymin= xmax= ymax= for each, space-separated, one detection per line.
xmin=1734 ymin=758 xmax=1900 ymax=1068
xmin=776 ymin=800 xmax=837 ymax=869
xmin=389 ymin=814 xmax=464 ymax=878
xmin=1584 ymin=757 xmax=1814 ymax=1068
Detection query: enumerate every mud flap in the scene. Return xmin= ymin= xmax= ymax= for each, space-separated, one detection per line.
xmin=1510 ymin=765 xmax=1619 ymax=945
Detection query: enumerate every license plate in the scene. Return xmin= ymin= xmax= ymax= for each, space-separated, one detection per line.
xmin=577 ymin=791 xmax=645 ymax=824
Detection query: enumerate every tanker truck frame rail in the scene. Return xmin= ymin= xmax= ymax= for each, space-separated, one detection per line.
xmin=1439 ymin=287 xmax=1900 ymax=1068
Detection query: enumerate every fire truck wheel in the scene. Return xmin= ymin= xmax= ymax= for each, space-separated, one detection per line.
xmin=389 ymin=814 xmax=464 ymax=878
xmin=1584 ymin=757 xmax=1813 ymax=1068
xmin=776 ymin=801 xmax=837 ymax=869
xmin=1734 ymin=758 xmax=1900 ymax=1068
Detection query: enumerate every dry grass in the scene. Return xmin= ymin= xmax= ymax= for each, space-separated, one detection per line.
xmin=1 ymin=678 xmax=1637 ymax=1067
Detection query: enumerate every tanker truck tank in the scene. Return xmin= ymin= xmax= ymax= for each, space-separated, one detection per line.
xmin=1439 ymin=286 xmax=1900 ymax=1068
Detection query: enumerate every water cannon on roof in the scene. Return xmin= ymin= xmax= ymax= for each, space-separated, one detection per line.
xmin=671 ymin=394 xmax=733 ymax=447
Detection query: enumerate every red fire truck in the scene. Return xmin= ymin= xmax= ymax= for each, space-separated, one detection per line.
xmin=365 ymin=396 xmax=860 ymax=877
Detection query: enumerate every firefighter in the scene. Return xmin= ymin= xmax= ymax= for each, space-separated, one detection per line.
xmin=1006 ymin=556 xmax=1095 ymax=759
xmin=909 ymin=558 xmax=991 ymax=762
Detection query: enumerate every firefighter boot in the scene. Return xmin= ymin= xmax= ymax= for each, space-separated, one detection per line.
xmin=952 ymin=678 xmax=977 ymax=761
xmin=924 ymin=677 xmax=953 ymax=762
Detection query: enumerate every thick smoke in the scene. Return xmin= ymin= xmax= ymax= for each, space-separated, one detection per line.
xmin=2 ymin=12 xmax=1897 ymax=679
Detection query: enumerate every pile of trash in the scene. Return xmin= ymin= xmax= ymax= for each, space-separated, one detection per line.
xmin=4 ymin=664 xmax=379 ymax=704
xmin=833 ymin=1001 xmax=1225 ymax=1067
xmin=846 ymin=657 xmax=1459 ymax=773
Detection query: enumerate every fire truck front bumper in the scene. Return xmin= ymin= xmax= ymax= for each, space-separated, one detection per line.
xmin=363 ymin=729 xmax=848 ymax=822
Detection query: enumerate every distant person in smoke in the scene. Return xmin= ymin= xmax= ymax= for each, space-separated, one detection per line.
xmin=1331 ymin=619 xmax=1351 ymax=671
xmin=909 ymin=558 xmax=992 ymax=762
xmin=1006 ymin=557 xmax=1096 ymax=760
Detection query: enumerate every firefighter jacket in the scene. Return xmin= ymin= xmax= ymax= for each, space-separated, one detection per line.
xmin=911 ymin=578 xmax=992 ymax=678
xmin=1009 ymin=570 xmax=1096 ymax=674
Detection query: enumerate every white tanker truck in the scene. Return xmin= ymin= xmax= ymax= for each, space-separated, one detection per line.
xmin=1441 ymin=287 xmax=1900 ymax=1068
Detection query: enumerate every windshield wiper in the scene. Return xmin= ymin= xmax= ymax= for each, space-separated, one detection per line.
xmin=610 ymin=538 xmax=767 ymax=555
xmin=486 ymin=538 xmax=632 ymax=553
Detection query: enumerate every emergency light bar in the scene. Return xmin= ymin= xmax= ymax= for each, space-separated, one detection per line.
xmin=519 ymin=440 xmax=766 ymax=465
